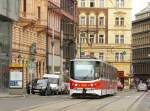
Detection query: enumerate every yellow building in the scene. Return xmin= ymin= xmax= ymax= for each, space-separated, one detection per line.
xmin=77 ymin=0 xmax=132 ymax=86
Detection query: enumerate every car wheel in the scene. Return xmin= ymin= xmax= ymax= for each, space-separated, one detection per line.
xmin=26 ymin=89 xmax=30 ymax=94
xmin=40 ymin=90 xmax=45 ymax=96
xmin=31 ymin=90 xmax=35 ymax=94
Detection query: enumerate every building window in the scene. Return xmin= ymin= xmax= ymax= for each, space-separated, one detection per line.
xmin=99 ymin=17 xmax=104 ymax=26
xmin=120 ymin=35 xmax=124 ymax=44
xmin=81 ymin=52 xmax=85 ymax=57
xmin=115 ymin=53 xmax=124 ymax=62
xmin=80 ymin=16 xmax=86 ymax=25
xmin=98 ymin=35 xmax=104 ymax=44
xmin=120 ymin=53 xmax=124 ymax=61
xmin=120 ymin=17 xmax=124 ymax=26
xmin=115 ymin=17 xmax=119 ymax=26
xmin=115 ymin=53 xmax=119 ymax=62
xmin=99 ymin=0 xmax=104 ymax=8
xmin=80 ymin=0 xmax=85 ymax=7
xmin=89 ymin=34 xmax=95 ymax=44
xmin=89 ymin=16 xmax=96 ymax=25
xmin=99 ymin=53 xmax=104 ymax=61
xmin=115 ymin=17 xmax=124 ymax=26
xmin=90 ymin=0 xmax=95 ymax=7
xmin=23 ymin=0 xmax=26 ymax=13
xmin=38 ymin=6 xmax=41 ymax=19
xmin=80 ymin=33 xmax=86 ymax=43
xmin=115 ymin=35 xmax=124 ymax=44
xmin=116 ymin=0 xmax=124 ymax=8
xmin=90 ymin=52 xmax=95 ymax=57
xmin=115 ymin=35 xmax=119 ymax=43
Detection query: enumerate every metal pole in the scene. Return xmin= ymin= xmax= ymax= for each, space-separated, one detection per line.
xmin=80 ymin=33 xmax=81 ymax=58
xmin=46 ymin=4 xmax=49 ymax=74
xmin=30 ymin=71 xmax=32 ymax=94
xmin=52 ymin=25 xmax=54 ymax=73
xmin=60 ymin=30 xmax=63 ymax=78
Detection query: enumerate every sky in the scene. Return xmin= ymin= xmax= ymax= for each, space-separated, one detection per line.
xmin=132 ymin=0 xmax=150 ymax=20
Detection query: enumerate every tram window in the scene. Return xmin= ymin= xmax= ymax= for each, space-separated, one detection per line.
xmin=100 ymin=62 xmax=104 ymax=78
xmin=70 ymin=61 xmax=74 ymax=79
xmin=95 ymin=62 xmax=100 ymax=79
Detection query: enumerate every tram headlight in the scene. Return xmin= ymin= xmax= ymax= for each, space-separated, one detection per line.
xmin=91 ymin=84 xmax=93 ymax=87
xmin=75 ymin=83 xmax=78 ymax=86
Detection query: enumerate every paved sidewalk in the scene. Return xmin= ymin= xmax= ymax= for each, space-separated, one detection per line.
xmin=0 ymin=93 xmax=26 ymax=98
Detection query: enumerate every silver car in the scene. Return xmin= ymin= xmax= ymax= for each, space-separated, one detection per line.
xmin=137 ymin=82 xmax=148 ymax=92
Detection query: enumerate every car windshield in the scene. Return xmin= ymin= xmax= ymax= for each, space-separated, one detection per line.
xmin=37 ymin=79 xmax=48 ymax=85
xmin=70 ymin=61 xmax=96 ymax=81
xmin=48 ymin=78 xmax=59 ymax=84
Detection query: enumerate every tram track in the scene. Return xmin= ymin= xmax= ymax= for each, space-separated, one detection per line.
xmin=14 ymin=97 xmax=74 ymax=111
xmin=15 ymin=91 xmax=147 ymax=111
xmin=126 ymin=92 xmax=147 ymax=111
xmin=95 ymin=96 xmax=125 ymax=111
xmin=95 ymin=92 xmax=147 ymax=111
xmin=54 ymin=99 xmax=93 ymax=111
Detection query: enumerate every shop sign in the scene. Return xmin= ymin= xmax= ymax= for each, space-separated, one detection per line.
xmin=9 ymin=71 xmax=23 ymax=88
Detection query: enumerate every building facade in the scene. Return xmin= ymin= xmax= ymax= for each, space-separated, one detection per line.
xmin=77 ymin=0 xmax=132 ymax=86
xmin=47 ymin=0 xmax=77 ymax=74
xmin=0 ymin=0 xmax=19 ymax=93
xmin=47 ymin=0 xmax=61 ymax=73
xmin=11 ymin=0 xmax=47 ymax=89
xmin=60 ymin=0 xmax=77 ymax=71
xmin=132 ymin=3 xmax=150 ymax=80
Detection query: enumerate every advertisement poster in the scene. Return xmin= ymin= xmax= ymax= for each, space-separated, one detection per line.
xmin=9 ymin=71 xmax=23 ymax=88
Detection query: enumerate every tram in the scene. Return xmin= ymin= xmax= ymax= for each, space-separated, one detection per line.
xmin=69 ymin=58 xmax=118 ymax=97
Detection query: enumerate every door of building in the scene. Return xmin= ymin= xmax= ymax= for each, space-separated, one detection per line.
xmin=0 ymin=59 xmax=9 ymax=93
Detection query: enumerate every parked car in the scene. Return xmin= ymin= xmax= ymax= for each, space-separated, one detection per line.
xmin=137 ymin=82 xmax=148 ymax=92
xmin=27 ymin=79 xmax=52 ymax=96
xmin=34 ymin=79 xmax=52 ymax=96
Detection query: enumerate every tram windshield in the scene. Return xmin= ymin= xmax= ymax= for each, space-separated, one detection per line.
xmin=70 ymin=61 xmax=96 ymax=81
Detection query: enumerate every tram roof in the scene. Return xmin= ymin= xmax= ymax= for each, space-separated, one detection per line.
xmin=70 ymin=58 xmax=101 ymax=62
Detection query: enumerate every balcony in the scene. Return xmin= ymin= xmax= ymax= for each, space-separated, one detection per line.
xmin=17 ymin=12 xmax=36 ymax=27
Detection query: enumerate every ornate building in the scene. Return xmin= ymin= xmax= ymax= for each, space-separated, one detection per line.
xmin=47 ymin=0 xmax=77 ymax=74
xmin=60 ymin=0 xmax=77 ymax=71
xmin=47 ymin=0 xmax=62 ymax=73
xmin=11 ymin=0 xmax=47 ymax=88
xmin=77 ymin=0 xmax=132 ymax=86
xmin=132 ymin=3 xmax=150 ymax=80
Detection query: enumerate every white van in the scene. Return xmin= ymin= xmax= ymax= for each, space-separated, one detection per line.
xmin=43 ymin=74 xmax=65 ymax=94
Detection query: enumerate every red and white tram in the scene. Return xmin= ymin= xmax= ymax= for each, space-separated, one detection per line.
xmin=69 ymin=58 xmax=118 ymax=97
